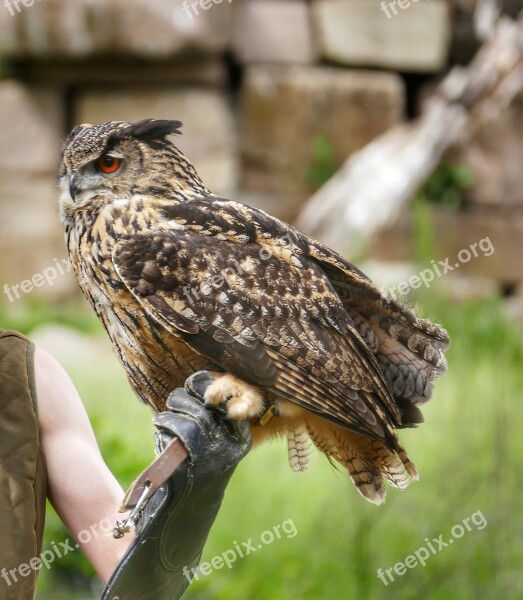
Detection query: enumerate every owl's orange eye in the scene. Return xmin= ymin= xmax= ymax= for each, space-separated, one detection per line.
xmin=97 ymin=155 xmax=122 ymax=174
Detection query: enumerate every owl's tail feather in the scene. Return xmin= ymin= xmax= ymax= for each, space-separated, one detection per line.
xmin=287 ymin=425 xmax=313 ymax=472
xmin=306 ymin=417 xmax=417 ymax=505
xmin=340 ymin=433 xmax=417 ymax=504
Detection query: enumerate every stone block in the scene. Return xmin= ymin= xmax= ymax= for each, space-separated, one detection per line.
xmin=312 ymin=0 xmax=451 ymax=72
xmin=0 ymin=2 xmax=17 ymax=55
xmin=233 ymin=0 xmax=317 ymax=64
xmin=0 ymin=80 xmax=64 ymax=175
xmin=1 ymin=0 xmax=233 ymax=59
xmin=239 ymin=65 xmax=405 ymax=221
xmin=111 ymin=0 xmax=233 ymax=58
xmin=0 ymin=175 xmax=72 ymax=301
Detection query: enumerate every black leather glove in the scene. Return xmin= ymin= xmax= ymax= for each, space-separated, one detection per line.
xmin=101 ymin=372 xmax=252 ymax=600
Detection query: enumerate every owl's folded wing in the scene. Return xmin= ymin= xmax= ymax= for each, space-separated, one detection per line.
xmin=112 ymin=224 xmax=403 ymax=446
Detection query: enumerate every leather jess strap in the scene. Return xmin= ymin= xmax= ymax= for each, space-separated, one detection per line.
xmin=120 ymin=438 xmax=189 ymax=512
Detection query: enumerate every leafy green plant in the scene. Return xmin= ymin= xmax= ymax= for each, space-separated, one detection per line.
xmin=418 ymin=163 xmax=474 ymax=211
xmin=304 ymin=136 xmax=339 ymax=191
xmin=411 ymin=163 xmax=474 ymax=268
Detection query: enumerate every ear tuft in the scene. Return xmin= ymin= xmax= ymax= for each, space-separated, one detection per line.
xmin=109 ymin=119 xmax=183 ymax=145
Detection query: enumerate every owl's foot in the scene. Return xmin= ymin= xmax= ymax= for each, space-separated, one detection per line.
xmin=185 ymin=370 xmax=264 ymax=421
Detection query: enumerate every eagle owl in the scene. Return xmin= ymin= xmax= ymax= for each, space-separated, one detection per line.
xmin=58 ymin=119 xmax=449 ymax=504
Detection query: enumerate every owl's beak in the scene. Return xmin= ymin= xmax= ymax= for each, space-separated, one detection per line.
xmin=69 ymin=175 xmax=80 ymax=202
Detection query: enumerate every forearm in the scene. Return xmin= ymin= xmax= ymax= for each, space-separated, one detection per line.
xmin=44 ymin=432 xmax=133 ymax=582
xmin=35 ymin=347 xmax=133 ymax=582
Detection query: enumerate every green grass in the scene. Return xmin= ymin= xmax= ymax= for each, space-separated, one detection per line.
xmin=0 ymin=298 xmax=101 ymax=337
xmin=17 ymin=293 xmax=523 ymax=599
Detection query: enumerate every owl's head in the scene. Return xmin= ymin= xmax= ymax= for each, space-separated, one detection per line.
xmin=58 ymin=119 xmax=209 ymax=226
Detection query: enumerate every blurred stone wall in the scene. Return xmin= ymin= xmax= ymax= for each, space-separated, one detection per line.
xmin=1 ymin=0 xmax=519 ymax=304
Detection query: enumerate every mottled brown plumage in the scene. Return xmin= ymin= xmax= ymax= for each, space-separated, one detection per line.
xmin=58 ymin=119 xmax=449 ymax=504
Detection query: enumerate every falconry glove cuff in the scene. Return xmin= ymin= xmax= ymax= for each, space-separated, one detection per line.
xmin=101 ymin=375 xmax=251 ymax=600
